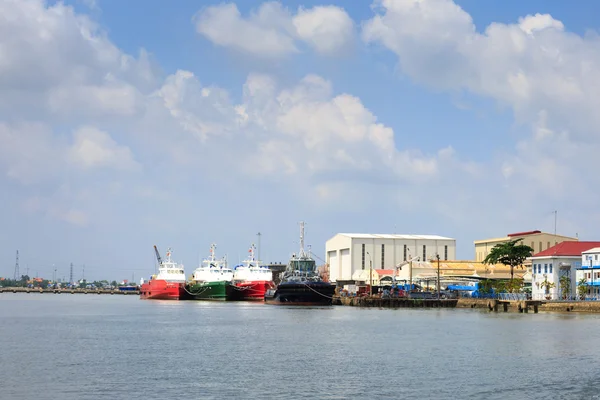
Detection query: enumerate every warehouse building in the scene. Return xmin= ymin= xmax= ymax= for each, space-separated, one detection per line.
xmin=474 ymin=230 xmax=578 ymax=262
xmin=325 ymin=233 xmax=456 ymax=284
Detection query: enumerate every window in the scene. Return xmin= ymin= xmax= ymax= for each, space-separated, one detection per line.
xmin=596 ymin=255 xmax=598 ymax=261
xmin=544 ymin=264 xmax=548 ymax=273
xmin=444 ymin=245 xmax=448 ymax=261
xmin=403 ymin=245 xmax=407 ymax=261
xmin=423 ymin=245 xmax=426 ymax=261
xmin=539 ymin=242 xmax=542 ymax=252
xmin=547 ymin=242 xmax=550 ymax=249
xmin=531 ymin=241 xmax=534 ymax=250
xmin=381 ymin=244 xmax=385 ymax=269
xmin=361 ymin=244 xmax=365 ymax=270
xmin=549 ymin=264 xmax=552 ymax=274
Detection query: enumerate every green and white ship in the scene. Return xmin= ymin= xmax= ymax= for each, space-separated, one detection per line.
xmin=185 ymin=243 xmax=234 ymax=300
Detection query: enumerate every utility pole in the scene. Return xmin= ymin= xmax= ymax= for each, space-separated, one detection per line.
xmin=436 ymin=254 xmax=441 ymax=300
xmin=70 ymin=263 xmax=74 ymax=286
xmin=409 ymin=256 xmax=413 ymax=294
xmin=13 ymin=250 xmax=19 ymax=281
xmin=367 ymin=251 xmax=372 ymax=297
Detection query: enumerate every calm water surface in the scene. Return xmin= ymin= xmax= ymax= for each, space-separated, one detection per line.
xmin=1 ymin=294 xmax=600 ymax=400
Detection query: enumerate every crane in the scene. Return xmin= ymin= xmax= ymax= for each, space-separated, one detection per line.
xmin=394 ymin=255 xmax=420 ymax=289
xmin=153 ymin=245 xmax=163 ymax=266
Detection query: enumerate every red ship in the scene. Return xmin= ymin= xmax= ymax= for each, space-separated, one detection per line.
xmin=140 ymin=246 xmax=187 ymax=300
xmin=231 ymin=244 xmax=274 ymax=301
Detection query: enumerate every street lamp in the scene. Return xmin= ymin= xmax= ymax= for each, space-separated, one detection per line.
xmin=366 ymin=251 xmax=372 ymax=297
xmin=436 ymin=254 xmax=441 ymax=300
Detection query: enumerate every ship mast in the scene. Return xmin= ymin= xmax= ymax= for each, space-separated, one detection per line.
xmin=299 ymin=221 xmax=307 ymax=258
xmin=209 ymin=243 xmax=216 ymax=264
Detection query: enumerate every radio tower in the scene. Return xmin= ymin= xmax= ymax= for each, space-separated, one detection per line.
xmin=69 ymin=263 xmax=74 ymax=285
xmin=13 ymin=250 xmax=19 ymax=281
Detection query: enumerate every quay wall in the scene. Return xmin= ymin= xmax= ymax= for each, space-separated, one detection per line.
xmin=538 ymin=301 xmax=600 ymax=313
xmin=0 ymin=287 xmax=139 ymax=295
xmin=334 ymin=296 xmax=457 ymax=308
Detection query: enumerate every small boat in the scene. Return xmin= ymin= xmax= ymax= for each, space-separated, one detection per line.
xmin=264 ymin=222 xmax=335 ymax=305
xmin=230 ymin=244 xmax=274 ymax=301
xmin=186 ymin=244 xmax=234 ymax=300
xmin=140 ymin=246 xmax=186 ymax=300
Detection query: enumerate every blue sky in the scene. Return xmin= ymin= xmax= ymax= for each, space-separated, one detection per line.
xmin=2 ymin=0 xmax=600 ymax=281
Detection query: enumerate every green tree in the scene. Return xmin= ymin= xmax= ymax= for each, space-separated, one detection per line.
xmin=483 ymin=239 xmax=534 ymax=286
xmin=539 ymin=276 xmax=556 ymax=299
xmin=577 ymin=278 xmax=588 ymax=300
xmin=559 ymin=275 xmax=571 ymax=300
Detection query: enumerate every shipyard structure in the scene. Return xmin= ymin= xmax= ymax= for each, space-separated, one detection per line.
xmin=325 ymin=233 xmax=456 ymax=285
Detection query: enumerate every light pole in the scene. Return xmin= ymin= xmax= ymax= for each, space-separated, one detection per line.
xmin=591 ymin=256 xmax=594 ymax=298
xmin=436 ymin=254 xmax=441 ymax=300
xmin=366 ymin=251 xmax=372 ymax=297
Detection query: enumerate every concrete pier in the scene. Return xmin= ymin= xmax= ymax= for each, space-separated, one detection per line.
xmin=456 ymin=298 xmax=544 ymax=313
xmin=333 ymin=296 xmax=458 ymax=308
xmin=0 ymin=287 xmax=139 ymax=295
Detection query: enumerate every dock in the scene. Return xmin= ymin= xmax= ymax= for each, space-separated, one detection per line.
xmin=333 ymin=295 xmax=458 ymax=308
xmin=0 ymin=287 xmax=140 ymax=295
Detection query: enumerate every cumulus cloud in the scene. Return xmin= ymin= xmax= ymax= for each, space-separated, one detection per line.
xmin=194 ymin=2 xmax=354 ymax=57
xmin=362 ymin=0 xmax=600 ymax=214
xmin=0 ymin=0 xmax=157 ymax=122
xmin=68 ymin=126 xmax=140 ymax=171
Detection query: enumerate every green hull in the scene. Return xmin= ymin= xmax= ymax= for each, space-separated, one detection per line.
xmin=185 ymin=281 xmax=233 ymax=300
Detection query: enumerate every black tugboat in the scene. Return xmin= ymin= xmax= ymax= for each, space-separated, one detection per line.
xmin=264 ymin=222 xmax=336 ymax=305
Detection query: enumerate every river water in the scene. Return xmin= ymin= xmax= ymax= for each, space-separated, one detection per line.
xmin=1 ymin=294 xmax=599 ymax=400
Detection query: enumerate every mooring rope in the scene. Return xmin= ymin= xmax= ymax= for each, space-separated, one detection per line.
xmin=302 ymin=283 xmax=335 ymax=300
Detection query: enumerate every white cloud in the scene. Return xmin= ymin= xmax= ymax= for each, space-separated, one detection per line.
xmin=194 ymin=2 xmax=354 ymax=57
xmin=362 ymin=0 xmax=600 ymax=202
xmin=0 ymin=0 xmax=157 ymax=121
xmin=293 ymin=6 xmax=355 ymax=54
xmin=68 ymin=126 xmax=140 ymax=171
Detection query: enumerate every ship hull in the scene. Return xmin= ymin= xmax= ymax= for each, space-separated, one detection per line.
xmin=186 ymin=281 xmax=234 ymax=300
xmin=140 ymin=280 xmax=183 ymax=300
xmin=230 ymin=281 xmax=275 ymax=301
xmin=264 ymin=282 xmax=336 ymax=305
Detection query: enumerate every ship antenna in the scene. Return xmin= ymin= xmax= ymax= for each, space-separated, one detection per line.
xmin=210 ymin=243 xmax=216 ymax=262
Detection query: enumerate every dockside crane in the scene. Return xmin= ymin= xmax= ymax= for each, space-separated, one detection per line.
xmin=153 ymin=245 xmax=163 ymax=267
xmin=394 ymin=255 xmax=420 ymax=290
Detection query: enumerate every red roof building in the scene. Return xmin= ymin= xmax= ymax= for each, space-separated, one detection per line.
xmin=530 ymin=241 xmax=600 ymax=301
xmin=532 ymin=241 xmax=600 ymax=257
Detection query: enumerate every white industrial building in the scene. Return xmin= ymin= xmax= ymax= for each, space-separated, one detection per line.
xmin=325 ymin=233 xmax=456 ymax=284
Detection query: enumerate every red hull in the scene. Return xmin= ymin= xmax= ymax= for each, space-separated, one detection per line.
xmin=233 ymin=281 xmax=274 ymax=300
xmin=140 ymin=279 xmax=183 ymax=300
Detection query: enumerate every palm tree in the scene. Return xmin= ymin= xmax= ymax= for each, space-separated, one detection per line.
xmin=483 ymin=239 xmax=534 ymax=283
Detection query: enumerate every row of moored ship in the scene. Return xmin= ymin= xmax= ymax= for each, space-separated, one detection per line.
xmin=139 ymin=222 xmax=336 ymax=305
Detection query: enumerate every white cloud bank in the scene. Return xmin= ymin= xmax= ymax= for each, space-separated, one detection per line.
xmin=362 ymin=0 xmax=600 ymax=237
xmin=194 ymin=2 xmax=355 ymax=56
xmin=2 ymin=0 xmax=600 ymax=278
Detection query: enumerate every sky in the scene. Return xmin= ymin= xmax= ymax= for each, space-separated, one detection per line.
xmin=2 ymin=0 xmax=600 ymax=282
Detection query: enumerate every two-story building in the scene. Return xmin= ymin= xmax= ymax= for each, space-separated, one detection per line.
xmin=576 ymin=248 xmax=600 ymax=299
xmin=530 ymin=241 xmax=600 ymax=300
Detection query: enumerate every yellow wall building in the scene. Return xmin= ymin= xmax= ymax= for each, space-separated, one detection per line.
xmin=474 ymin=230 xmax=578 ymax=261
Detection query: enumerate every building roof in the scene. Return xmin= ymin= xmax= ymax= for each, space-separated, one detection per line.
xmin=375 ymin=269 xmax=395 ymax=276
xmin=507 ymin=230 xmax=541 ymax=237
xmin=582 ymin=247 xmax=600 ymax=254
xmin=474 ymin=237 xmax=509 ymax=244
xmin=532 ymin=241 xmax=600 ymax=257
xmin=475 ymin=231 xmax=578 ymax=244
xmin=337 ymin=233 xmax=454 ymax=240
